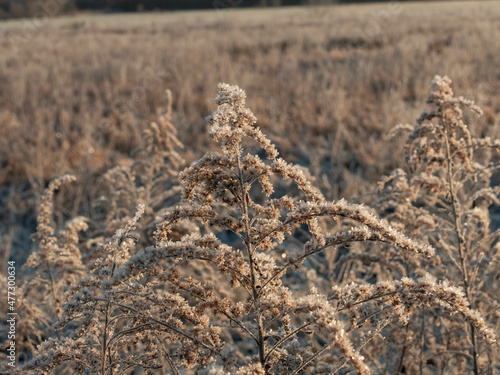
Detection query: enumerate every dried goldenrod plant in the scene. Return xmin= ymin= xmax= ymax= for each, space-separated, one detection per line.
xmin=24 ymin=204 xmax=220 ymax=374
xmin=20 ymin=82 xmax=495 ymax=375
xmin=365 ymin=75 xmax=500 ymax=373
xmin=0 ymin=176 xmax=86 ymax=371
xmin=24 ymin=175 xmax=87 ymax=316
xmin=94 ymin=89 xmax=184 ymax=247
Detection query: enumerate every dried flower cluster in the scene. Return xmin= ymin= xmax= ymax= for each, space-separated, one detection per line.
xmin=4 ymin=79 xmax=497 ymax=374
xmin=95 ymin=90 xmax=184 ymax=249
xmin=25 ymin=175 xmax=87 ymax=313
xmin=358 ymin=75 xmax=500 ymax=373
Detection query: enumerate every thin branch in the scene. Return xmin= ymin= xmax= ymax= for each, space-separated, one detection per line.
xmin=264 ymin=320 xmax=316 ymax=363
xmin=91 ymin=297 xmax=213 ymax=349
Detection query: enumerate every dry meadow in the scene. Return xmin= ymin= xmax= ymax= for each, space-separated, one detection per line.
xmin=1 ymin=1 xmax=499 ymax=374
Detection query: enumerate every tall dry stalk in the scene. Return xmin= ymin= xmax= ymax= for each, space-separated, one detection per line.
xmin=367 ymin=75 xmax=500 ymax=373
xmin=21 ymin=82 xmax=496 ymax=374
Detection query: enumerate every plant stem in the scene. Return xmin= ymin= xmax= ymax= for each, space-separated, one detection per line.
xmin=45 ymin=260 xmax=63 ymax=318
xmin=396 ymin=323 xmax=409 ymax=374
xmin=419 ymin=311 xmax=425 ymax=375
xmin=236 ymin=152 xmax=267 ymax=372
xmin=102 ymin=301 xmax=111 ymax=375
xmin=443 ymin=125 xmax=479 ymax=375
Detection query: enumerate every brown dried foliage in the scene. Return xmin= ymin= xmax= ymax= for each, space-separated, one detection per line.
xmin=11 ymin=81 xmax=497 ymax=375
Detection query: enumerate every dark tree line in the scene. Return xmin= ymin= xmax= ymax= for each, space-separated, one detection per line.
xmin=0 ymin=0 xmax=414 ymax=19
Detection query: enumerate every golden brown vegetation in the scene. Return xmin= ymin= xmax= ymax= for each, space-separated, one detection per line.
xmin=1 ymin=2 xmax=500 ymax=266
xmin=8 ymin=79 xmax=500 ymax=374
xmin=0 ymin=1 xmax=499 ymax=374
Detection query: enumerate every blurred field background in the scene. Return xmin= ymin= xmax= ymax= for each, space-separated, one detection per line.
xmin=0 ymin=0 xmax=499 ymax=270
